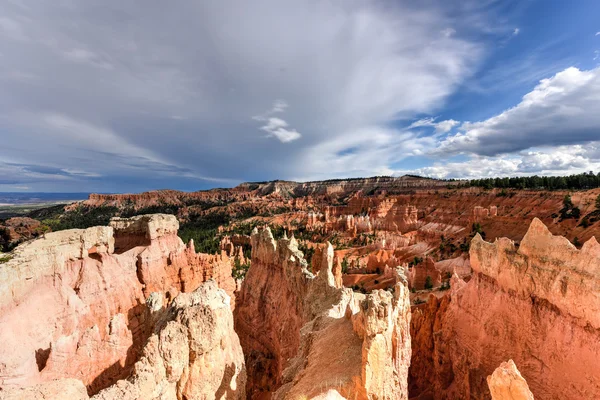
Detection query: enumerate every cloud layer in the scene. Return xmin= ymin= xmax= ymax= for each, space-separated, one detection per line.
xmin=0 ymin=0 xmax=483 ymax=191
xmin=438 ymin=67 xmax=600 ymax=156
xmin=0 ymin=1 xmax=599 ymax=191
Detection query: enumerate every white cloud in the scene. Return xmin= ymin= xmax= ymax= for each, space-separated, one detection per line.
xmin=408 ymin=117 xmax=460 ymax=134
xmin=433 ymin=119 xmax=460 ymax=134
xmin=60 ymin=168 xmax=101 ymax=178
xmin=409 ymin=144 xmax=600 ymax=179
xmin=437 ymin=66 xmax=600 ymax=156
xmin=259 ymin=117 xmax=301 ymax=143
xmin=252 ymin=100 xmax=289 ymax=121
xmin=271 ymin=100 xmax=288 ymax=113
xmin=596 ymin=32 xmax=600 ymax=36
xmin=253 ymin=100 xmax=302 ymax=143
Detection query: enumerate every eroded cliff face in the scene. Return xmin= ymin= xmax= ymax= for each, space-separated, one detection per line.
xmin=0 ymin=281 xmax=246 ymax=400
xmin=410 ymin=218 xmax=600 ymax=399
xmin=234 ymin=227 xmax=412 ymax=399
xmin=0 ymin=214 xmax=235 ymax=394
xmin=92 ymin=281 xmax=245 ymax=400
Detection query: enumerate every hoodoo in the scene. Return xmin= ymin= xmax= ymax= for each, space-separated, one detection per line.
xmin=2 ymin=181 xmax=600 ymax=399
xmin=234 ymin=227 xmax=412 ymax=399
xmin=487 ymin=360 xmax=534 ymax=400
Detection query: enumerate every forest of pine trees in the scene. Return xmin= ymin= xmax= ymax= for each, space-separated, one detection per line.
xmin=468 ymin=172 xmax=600 ymax=190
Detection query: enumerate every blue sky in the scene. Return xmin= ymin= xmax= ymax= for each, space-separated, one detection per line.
xmin=1 ymin=0 xmax=600 ymax=192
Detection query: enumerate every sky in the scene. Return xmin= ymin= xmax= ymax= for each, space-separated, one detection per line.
xmin=1 ymin=0 xmax=600 ymax=193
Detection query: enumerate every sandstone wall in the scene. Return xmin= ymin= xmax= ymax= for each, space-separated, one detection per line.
xmin=92 ymin=281 xmax=245 ymax=400
xmin=410 ymin=218 xmax=600 ymax=399
xmin=235 ymin=227 xmax=412 ymax=399
xmin=407 ymin=257 xmax=441 ymax=290
xmin=0 ymin=281 xmax=246 ymax=400
xmin=0 ymin=214 xmax=235 ymax=395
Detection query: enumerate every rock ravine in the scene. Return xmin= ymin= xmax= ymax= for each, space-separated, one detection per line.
xmin=2 ymin=178 xmax=600 ymax=400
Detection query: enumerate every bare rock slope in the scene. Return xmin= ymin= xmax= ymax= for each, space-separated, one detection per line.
xmin=1 ymin=281 xmax=246 ymax=400
xmin=410 ymin=218 xmax=600 ymax=399
xmin=0 ymin=214 xmax=235 ymax=394
xmin=235 ymin=227 xmax=412 ymax=399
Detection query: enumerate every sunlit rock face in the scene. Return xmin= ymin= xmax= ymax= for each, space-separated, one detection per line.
xmin=0 ymin=214 xmax=235 ymax=395
xmin=410 ymin=218 xmax=600 ymax=399
xmin=92 ymin=281 xmax=246 ymax=400
xmin=0 ymin=282 xmax=246 ymax=400
xmin=235 ymin=227 xmax=412 ymax=399
xmin=487 ymin=360 xmax=534 ymax=400
xmin=0 ymin=379 xmax=90 ymax=400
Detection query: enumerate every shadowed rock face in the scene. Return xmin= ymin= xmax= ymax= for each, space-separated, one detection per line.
xmin=410 ymin=218 xmax=600 ymax=400
xmin=0 ymin=214 xmax=235 ymax=395
xmin=0 ymin=217 xmax=45 ymax=251
xmin=235 ymin=227 xmax=412 ymax=399
xmin=4 ymin=205 xmax=600 ymax=399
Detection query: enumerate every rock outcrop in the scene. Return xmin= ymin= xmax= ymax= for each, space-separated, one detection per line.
xmin=0 ymin=281 xmax=246 ymax=400
xmin=472 ymin=205 xmax=497 ymax=221
xmin=93 ymin=281 xmax=246 ymax=400
xmin=487 ymin=360 xmax=534 ymax=400
xmin=0 ymin=379 xmax=89 ymax=400
xmin=0 ymin=217 xmax=45 ymax=251
xmin=407 ymin=257 xmax=441 ymax=290
xmin=235 ymin=227 xmax=411 ymax=399
xmin=239 ymin=175 xmax=463 ymax=197
xmin=0 ymin=214 xmax=235 ymax=394
xmin=410 ymin=218 xmax=600 ymax=399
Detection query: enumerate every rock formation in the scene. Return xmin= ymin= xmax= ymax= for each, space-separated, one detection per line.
xmin=472 ymin=205 xmax=498 ymax=221
xmin=410 ymin=218 xmax=600 ymax=399
xmin=487 ymin=360 xmax=534 ymax=400
xmin=407 ymin=257 xmax=441 ymax=290
xmin=238 ymin=175 xmax=463 ymax=197
xmin=234 ymin=227 xmax=412 ymax=399
xmin=0 ymin=217 xmax=45 ymax=251
xmin=0 ymin=214 xmax=235 ymax=394
xmin=93 ymin=281 xmax=246 ymax=400
xmin=0 ymin=379 xmax=90 ymax=400
xmin=0 ymin=281 xmax=246 ymax=400
xmin=6 ymin=176 xmax=600 ymax=400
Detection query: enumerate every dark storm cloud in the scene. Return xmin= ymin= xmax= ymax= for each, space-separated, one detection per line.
xmin=0 ymin=0 xmax=483 ymax=191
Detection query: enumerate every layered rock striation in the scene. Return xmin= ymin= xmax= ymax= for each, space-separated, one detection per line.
xmin=235 ymin=227 xmax=412 ymax=399
xmin=410 ymin=218 xmax=600 ymax=399
xmin=93 ymin=281 xmax=245 ymax=400
xmin=0 ymin=281 xmax=246 ymax=400
xmin=0 ymin=214 xmax=235 ymax=394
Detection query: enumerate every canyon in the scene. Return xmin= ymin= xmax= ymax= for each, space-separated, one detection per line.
xmin=1 ymin=176 xmax=600 ymax=399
